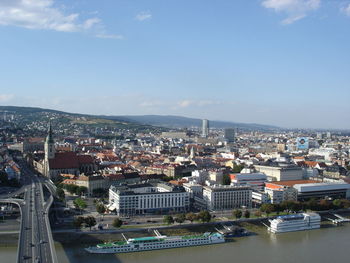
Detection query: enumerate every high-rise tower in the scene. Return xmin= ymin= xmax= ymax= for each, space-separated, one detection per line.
xmin=201 ymin=119 xmax=209 ymax=138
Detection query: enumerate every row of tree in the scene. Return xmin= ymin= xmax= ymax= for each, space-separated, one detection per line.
xmin=73 ymin=216 xmax=97 ymax=230
xmin=58 ymin=183 xmax=88 ymax=196
xmin=232 ymin=209 xmax=250 ymax=219
xmin=73 ymin=197 xmax=87 ymax=214
xmin=163 ymin=211 xmax=212 ymax=225
xmin=259 ymin=199 xmax=350 ymax=216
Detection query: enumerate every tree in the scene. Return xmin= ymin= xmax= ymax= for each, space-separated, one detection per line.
xmin=233 ymin=209 xmax=242 ymax=219
xmin=333 ymin=199 xmax=342 ymax=209
xmin=306 ymin=198 xmax=318 ymax=211
xmin=198 ymin=210 xmax=211 ymax=223
xmin=232 ymin=164 xmax=244 ymax=173
xmin=260 ymin=204 xmax=274 ymax=216
xmin=92 ymin=188 xmax=107 ymax=197
xmin=73 ymin=198 xmax=87 ymax=214
xmin=254 ymin=211 xmax=262 ymax=218
xmin=290 ymin=201 xmax=302 ymax=212
xmin=222 ymin=174 xmax=231 ymax=185
xmin=175 ymin=213 xmax=186 ymax=224
xmin=96 ymin=203 xmax=106 ymax=214
xmin=56 ymin=188 xmax=65 ymax=201
xmin=76 ymin=186 xmax=88 ymax=196
xmin=341 ymin=199 xmax=350 ymax=209
xmin=73 ymin=216 xmax=85 ymax=230
xmin=84 ymin=216 xmax=96 ymax=230
xmin=163 ymin=215 xmax=174 ymax=225
xmin=112 ymin=218 xmax=123 ymax=228
xmin=319 ymin=199 xmax=331 ymax=211
xmin=65 ymin=184 xmax=79 ymax=195
xmin=244 ymin=210 xmax=250 ymax=219
xmin=185 ymin=212 xmax=197 ymax=223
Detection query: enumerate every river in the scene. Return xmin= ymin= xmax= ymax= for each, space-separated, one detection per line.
xmin=1 ymin=224 xmax=349 ymax=263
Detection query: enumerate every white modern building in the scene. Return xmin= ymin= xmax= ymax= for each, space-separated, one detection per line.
xmin=293 ymin=182 xmax=350 ymax=201
xmin=255 ymin=164 xmax=303 ymax=181
xmin=191 ymin=170 xmax=209 ymax=184
xmin=252 ymin=191 xmax=270 ymax=204
xmin=182 ymin=182 xmax=203 ymax=198
xmin=230 ymin=173 xmax=267 ymax=190
xmin=109 ymin=182 xmax=190 ymax=216
xmin=202 ymin=185 xmax=252 ymax=210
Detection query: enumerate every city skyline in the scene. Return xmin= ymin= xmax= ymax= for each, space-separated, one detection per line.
xmin=1 ymin=0 xmax=350 ymax=129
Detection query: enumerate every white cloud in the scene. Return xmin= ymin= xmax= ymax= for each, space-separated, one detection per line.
xmin=177 ymin=100 xmax=221 ymax=108
xmin=95 ymin=33 xmax=124 ymax=40
xmin=0 ymin=94 xmax=14 ymax=102
xmin=178 ymin=100 xmax=193 ymax=108
xmin=135 ymin=11 xmax=152 ymax=21
xmin=262 ymin=0 xmax=320 ymax=24
xmin=341 ymin=3 xmax=350 ymax=16
xmin=0 ymin=0 xmax=121 ymax=38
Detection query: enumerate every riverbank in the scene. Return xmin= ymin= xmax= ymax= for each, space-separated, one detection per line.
xmin=53 ymin=210 xmax=350 ymax=245
xmin=1 ymin=209 xmax=350 ymax=248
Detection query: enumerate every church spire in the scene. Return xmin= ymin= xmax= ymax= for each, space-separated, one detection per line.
xmin=46 ymin=120 xmax=54 ymax=143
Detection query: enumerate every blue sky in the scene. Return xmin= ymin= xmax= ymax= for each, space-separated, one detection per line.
xmin=0 ymin=0 xmax=349 ymax=129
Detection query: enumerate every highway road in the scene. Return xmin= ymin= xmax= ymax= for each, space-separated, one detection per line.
xmin=1 ymin=160 xmax=57 ymax=263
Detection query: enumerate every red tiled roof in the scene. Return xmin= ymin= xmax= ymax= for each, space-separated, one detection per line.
xmin=63 ymin=179 xmax=77 ymax=184
xmin=77 ymin=154 xmax=94 ymax=164
xmin=49 ymin=152 xmax=79 ymax=169
xmin=267 ymin=180 xmax=320 ymax=188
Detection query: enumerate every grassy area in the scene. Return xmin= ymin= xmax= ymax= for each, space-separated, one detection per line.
xmin=120 ymin=223 xmax=167 ymax=229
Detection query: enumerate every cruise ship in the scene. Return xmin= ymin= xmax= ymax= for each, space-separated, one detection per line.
xmin=268 ymin=213 xmax=321 ymax=233
xmin=85 ymin=232 xmax=225 ymax=254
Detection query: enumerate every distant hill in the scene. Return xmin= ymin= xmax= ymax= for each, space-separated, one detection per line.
xmin=0 ymin=106 xmax=279 ymax=132
xmin=0 ymin=106 xmax=161 ymax=133
xmin=103 ymin=115 xmax=280 ymax=131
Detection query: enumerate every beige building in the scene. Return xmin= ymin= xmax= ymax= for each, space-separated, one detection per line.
xmin=203 ymin=185 xmax=252 ymax=210
xmin=63 ymin=174 xmax=107 ymax=196
xmin=255 ymin=165 xmax=303 ymax=181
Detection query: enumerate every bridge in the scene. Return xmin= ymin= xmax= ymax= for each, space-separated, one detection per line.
xmin=0 ymin=164 xmax=58 ymax=263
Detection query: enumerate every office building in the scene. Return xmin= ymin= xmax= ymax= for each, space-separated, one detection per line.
xmin=108 ymin=182 xmax=190 ymax=216
xmin=202 ymin=119 xmax=209 ymax=138
xmin=202 ymin=185 xmax=252 ymax=210
xmin=224 ymin=128 xmax=235 ymax=143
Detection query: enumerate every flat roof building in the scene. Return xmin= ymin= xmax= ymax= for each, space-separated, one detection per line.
xmin=203 ymin=185 xmax=252 ymax=210
xmin=109 ymin=182 xmax=190 ymax=216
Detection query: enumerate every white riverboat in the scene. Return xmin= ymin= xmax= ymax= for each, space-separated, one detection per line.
xmin=268 ymin=212 xmax=321 ymax=233
xmin=85 ymin=232 xmax=225 ymax=254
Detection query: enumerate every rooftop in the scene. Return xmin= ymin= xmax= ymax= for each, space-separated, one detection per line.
xmin=268 ymin=180 xmax=320 ymax=188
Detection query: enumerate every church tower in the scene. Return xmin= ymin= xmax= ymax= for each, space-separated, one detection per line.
xmin=189 ymin=146 xmax=195 ymax=161
xmin=45 ymin=121 xmax=55 ymax=160
xmin=44 ymin=121 xmax=55 ymax=177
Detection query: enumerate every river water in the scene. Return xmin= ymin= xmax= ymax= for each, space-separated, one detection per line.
xmin=1 ymin=224 xmax=349 ymax=263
